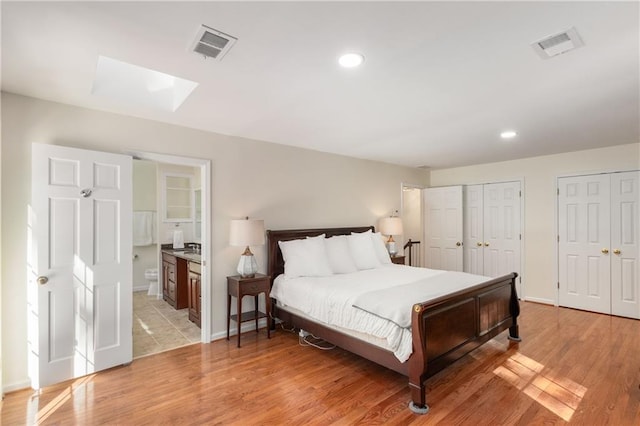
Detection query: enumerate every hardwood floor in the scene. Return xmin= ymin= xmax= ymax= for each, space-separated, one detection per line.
xmin=2 ymin=302 xmax=639 ymax=425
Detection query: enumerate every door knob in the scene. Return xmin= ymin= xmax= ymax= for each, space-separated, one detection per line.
xmin=613 ymin=249 xmax=621 ymax=255
xmin=456 ymin=242 xmax=462 ymax=247
xmin=484 ymin=242 xmax=490 ymax=247
xmin=37 ymin=276 xmax=49 ymax=285
xmin=601 ymin=248 xmax=609 ymax=254
xmin=476 ymin=242 xmax=482 ymax=247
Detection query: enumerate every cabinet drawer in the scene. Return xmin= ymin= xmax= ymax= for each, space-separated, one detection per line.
xmin=162 ymin=252 xmax=177 ymax=264
xmin=189 ymin=261 xmax=201 ymax=274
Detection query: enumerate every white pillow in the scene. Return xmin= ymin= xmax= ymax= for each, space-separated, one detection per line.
xmin=324 ymin=235 xmax=358 ymax=274
xmin=278 ymin=234 xmax=333 ymax=278
xmin=348 ymin=231 xmax=381 ymax=270
xmin=372 ymin=232 xmax=392 ymax=264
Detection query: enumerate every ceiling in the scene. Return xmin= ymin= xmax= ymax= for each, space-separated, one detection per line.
xmin=2 ymin=1 xmax=638 ymax=169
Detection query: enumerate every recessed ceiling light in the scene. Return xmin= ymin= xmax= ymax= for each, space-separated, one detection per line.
xmin=338 ymin=53 xmax=364 ymax=68
xmin=500 ymin=130 xmax=518 ymax=139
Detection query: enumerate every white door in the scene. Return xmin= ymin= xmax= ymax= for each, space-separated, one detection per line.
xmin=610 ymin=171 xmax=640 ymax=319
xmin=29 ymin=143 xmax=132 ymax=388
xmin=423 ymin=186 xmax=463 ymax=271
xmin=463 ymin=185 xmax=484 ymax=274
xmin=483 ymin=182 xmax=522 ymax=278
xmin=558 ymin=174 xmax=611 ymax=314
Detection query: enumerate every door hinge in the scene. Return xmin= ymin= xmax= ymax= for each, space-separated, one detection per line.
xmin=557 ymin=188 xmax=559 ymax=196
xmin=519 ymin=190 xmax=522 ymax=197
xmin=519 ymin=276 xmax=522 ymax=283
xmin=519 ymin=234 xmax=522 ymax=240
xmin=557 ymin=282 xmax=560 ymax=289
xmin=557 ymin=235 xmax=560 ymax=242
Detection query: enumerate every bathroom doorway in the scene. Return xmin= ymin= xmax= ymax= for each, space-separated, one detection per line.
xmin=131 ymin=152 xmax=211 ymax=358
xmin=401 ymin=183 xmax=424 ymax=267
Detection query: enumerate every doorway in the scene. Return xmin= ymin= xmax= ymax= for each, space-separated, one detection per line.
xmin=132 ymin=160 xmax=204 ymax=358
xmin=401 ymin=183 xmax=424 ymax=266
xmin=131 ymin=151 xmax=212 ymax=349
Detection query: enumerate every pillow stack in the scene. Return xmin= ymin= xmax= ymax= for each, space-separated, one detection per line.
xmin=278 ymin=230 xmax=393 ymax=278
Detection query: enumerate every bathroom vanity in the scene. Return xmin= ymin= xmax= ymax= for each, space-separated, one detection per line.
xmin=161 ymin=245 xmax=201 ymax=326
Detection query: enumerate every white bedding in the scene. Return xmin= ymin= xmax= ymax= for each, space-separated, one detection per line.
xmin=270 ymin=264 xmax=490 ymax=362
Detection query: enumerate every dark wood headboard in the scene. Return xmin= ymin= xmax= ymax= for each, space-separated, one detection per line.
xmin=266 ymin=226 xmax=374 ymax=285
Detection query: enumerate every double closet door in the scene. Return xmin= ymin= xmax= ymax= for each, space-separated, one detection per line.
xmin=558 ymin=171 xmax=639 ymax=319
xmin=463 ymin=182 xmax=522 ymax=279
xmin=423 ymin=182 xmax=522 ymax=290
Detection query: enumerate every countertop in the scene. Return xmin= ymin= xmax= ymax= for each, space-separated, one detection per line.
xmin=162 ymin=248 xmax=201 ymax=263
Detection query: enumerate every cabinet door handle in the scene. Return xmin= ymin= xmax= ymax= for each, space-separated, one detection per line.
xmin=601 ymin=248 xmax=609 ymax=254
xmin=476 ymin=242 xmax=482 ymax=247
xmin=456 ymin=242 xmax=462 ymax=247
xmin=484 ymin=242 xmax=490 ymax=247
xmin=613 ymin=249 xmax=621 ymax=255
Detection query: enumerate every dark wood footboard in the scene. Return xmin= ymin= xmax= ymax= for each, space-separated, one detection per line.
xmin=408 ymin=272 xmax=519 ymax=411
xmin=267 ymin=227 xmax=521 ymax=415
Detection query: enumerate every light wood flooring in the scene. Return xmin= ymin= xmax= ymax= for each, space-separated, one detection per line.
xmin=2 ymin=302 xmax=639 ymax=425
xmin=133 ymin=291 xmax=201 ymax=358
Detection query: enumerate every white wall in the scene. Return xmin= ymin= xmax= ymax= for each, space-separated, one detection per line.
xmin=0 ymin=92 xmax=429 ymax=391
xmin=401 ymin=186 xmax=423 ymax=266
xmin=429 ymin=143 xmax=640 ymax=304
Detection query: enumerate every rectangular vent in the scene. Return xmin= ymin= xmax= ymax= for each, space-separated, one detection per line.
xmin=531 ymin=27 xmax=584 ymax=60
xmin=191 ymin=25 xmax=237 ymax=61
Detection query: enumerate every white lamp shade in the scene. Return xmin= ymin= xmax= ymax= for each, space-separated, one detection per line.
xmin=229 ymin=219 xmax=265 ymax=247
xmin=379 ymin=217 xmax=403 ymax=236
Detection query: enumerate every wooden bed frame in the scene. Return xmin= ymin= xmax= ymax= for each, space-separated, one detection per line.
xmin=266 ymin=226 xmax=521 ymax=414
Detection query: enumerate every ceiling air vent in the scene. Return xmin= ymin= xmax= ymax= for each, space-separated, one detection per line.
xmin=191 ymin=25 xmax=237 ymax=61
xmin=531 ymin=27 xmax=584 ymax=59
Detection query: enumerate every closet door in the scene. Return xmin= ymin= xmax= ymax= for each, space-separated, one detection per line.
xmin=558 ymin=175 xmax=611 ymax=314
xmin=483 ymin=182 xmax=521 ymax=278
xmin=610 ymin=171 xmax=640 ymax=319
xmin=423 ymin=186 xmax=463 ymax=271
xmin=463 ymin=185 xmax=484 ymax=274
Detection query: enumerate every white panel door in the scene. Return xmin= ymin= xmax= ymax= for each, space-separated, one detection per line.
xmin=463 ymin=185 xmax=484 ymax=275
xmin=483 ymin=182 xmax=521 ymax=278
xmin=29 ymin=143 xmax=132 ymax=388
xmin=423 ymin=186 xmax=463 ymax=271
xmin=558 ymin=174 xmax=611 ymax=314
xmin=610 ymin=171 xmax=640 ymax=319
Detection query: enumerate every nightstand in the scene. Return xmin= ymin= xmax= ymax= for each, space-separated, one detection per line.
xmin=391 ymin=255 xmax=405 ymax=265
xmin=227 ymin=273 xmax=271 ymax=348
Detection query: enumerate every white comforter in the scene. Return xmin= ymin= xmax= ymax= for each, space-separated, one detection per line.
xmin=271 ymin=265 xmax=469 ymax=362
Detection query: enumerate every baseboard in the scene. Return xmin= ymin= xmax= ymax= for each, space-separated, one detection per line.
xmin=523 ymin=296 xmax=555 ymax=306
xmin=3 ymin=379 xmax=31 ymax=395
xmin=210 ymin=318 xmax=269 ymax=342
xmin=133 ymin=285 xmax=149 ymax=292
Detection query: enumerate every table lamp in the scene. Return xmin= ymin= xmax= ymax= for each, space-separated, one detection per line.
xmin=379 ymin=216 xmax=403 ymax=256
xmin=229 ymin=217 xmax=265 ymax=278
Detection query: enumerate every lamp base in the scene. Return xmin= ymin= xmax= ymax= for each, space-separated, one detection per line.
xmin=237 ymin=253 xmax=258 ymax=278
xmin=386 ymin=241 xmax=398 ymax=257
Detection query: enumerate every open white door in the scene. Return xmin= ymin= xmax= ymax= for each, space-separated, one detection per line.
xmin=29 ymin=143 xmax=132 ymax=388
xmin=423 ymin=186 xmax=463 ymax=271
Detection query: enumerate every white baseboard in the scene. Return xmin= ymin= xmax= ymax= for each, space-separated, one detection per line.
xmin=523 ymin=296 xmax=555 ymax=306
xmin=210 ymin=318 xmax=269 ymax=342
xmin=3 ymin=379 xmax=31 ymax=395
xmin=133 ymin=285 xmax=149 ymax=292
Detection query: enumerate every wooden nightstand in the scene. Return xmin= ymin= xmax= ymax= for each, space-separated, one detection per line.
xmin=390 ymin=255 xmax=405 ymax=265
xmin=227 ymin=274 xmax=271 ymax=348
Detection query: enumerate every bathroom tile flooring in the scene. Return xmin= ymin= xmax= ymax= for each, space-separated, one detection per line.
xmin=133 ymin=291 xmax=201 ymax=358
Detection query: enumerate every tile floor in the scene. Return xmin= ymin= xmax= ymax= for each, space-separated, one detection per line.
xmin=133 ymin=291 xmax=201 ymax=358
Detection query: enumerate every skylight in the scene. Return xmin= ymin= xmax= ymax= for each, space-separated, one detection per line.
xmin=91 ymin=56 xmax=198 ymax=112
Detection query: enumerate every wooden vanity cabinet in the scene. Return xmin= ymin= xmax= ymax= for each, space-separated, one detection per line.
xmin=162 ymin=252 xmax=188 ymax=309
xmin=188 ymin=261 xmax=201 ymax=327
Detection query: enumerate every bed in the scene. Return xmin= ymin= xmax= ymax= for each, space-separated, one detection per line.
xmin=267 ymin=226 xmax=520 ymax=414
